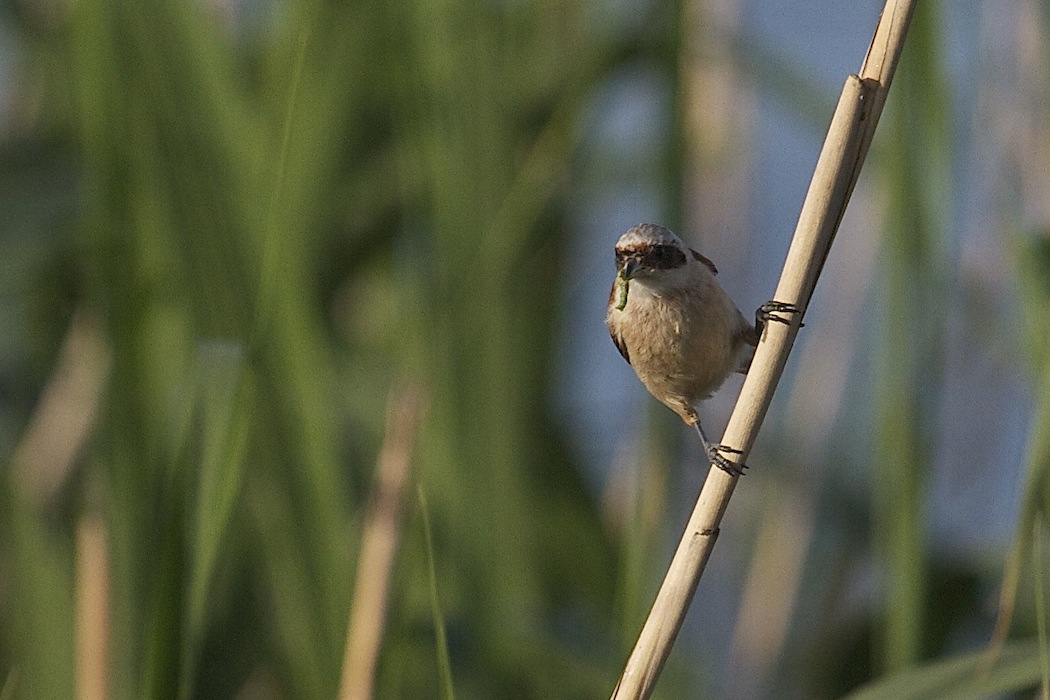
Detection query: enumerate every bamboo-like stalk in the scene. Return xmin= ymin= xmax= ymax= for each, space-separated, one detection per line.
xmin=75 ymin=514 xmax=110 ymax=700
xmin=339 ymin=385 xmax=425 ymax=700
xmin=610 ymin=3 xmax=916 ymax=698
xmin=11 ymin=312 xmax=109 ymax=506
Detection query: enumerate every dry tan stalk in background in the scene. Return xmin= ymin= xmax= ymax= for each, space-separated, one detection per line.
xmin=76 ymin=515 xmax=110 ymax=700
xmin=339 ymin=384 xmax=426 ymax=700
xmin=11 ymin=311 xmax=109 ymax=506
xmin=6 ymin=311 xmax=112 ymax=699
xmin=611 ymin=2 xmax=917 ymax=698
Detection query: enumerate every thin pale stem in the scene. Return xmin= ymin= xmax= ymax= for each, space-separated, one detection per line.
xmin=76 ymin=515 xmax=110 ymax=700
xmin=339 ymin=384 xmax=425 ymax=700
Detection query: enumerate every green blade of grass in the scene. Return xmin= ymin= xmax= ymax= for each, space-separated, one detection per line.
xmin=179 ymin=342 xmax=253 ymax=697
xmin=419 ymin=489 xmax=456 ymax=700
xmin=843 ymin=639 xmax=1045 ymax=700
xmin=872 ymin=0 xmax=950 ymax=672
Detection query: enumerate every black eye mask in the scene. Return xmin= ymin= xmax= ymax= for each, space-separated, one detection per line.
xmin=644 ymin=244 xmax=687 ymax=270
xmin=615 ymin=244 xmax=686 ymax=274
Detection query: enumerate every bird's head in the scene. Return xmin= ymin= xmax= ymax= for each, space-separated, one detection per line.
xmin=614 ymin=223 xmax=691 ymax=283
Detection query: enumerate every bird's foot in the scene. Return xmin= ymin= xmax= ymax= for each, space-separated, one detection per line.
xmin=755 ymin=300 xmax=804 ymax=335
xmin=706 ymin=443 xmax=747 ymax=477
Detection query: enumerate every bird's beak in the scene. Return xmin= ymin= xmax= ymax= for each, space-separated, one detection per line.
xmin=621 ymin=258 xmax=641 ymax=280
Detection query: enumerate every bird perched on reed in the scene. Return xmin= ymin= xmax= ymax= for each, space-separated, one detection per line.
xmin=606 ymin=223 xmax=796 ymax=475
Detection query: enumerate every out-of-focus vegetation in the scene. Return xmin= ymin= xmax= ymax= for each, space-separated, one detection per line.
xmin=1 ymin=0 xmax=1049 ymax=698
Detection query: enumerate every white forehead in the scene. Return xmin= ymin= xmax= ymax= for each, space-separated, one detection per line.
xmin=615 ymin=223 xmax=685 ymax=251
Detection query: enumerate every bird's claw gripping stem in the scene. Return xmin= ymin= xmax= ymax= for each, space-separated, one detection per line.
xmin=706 ymin=443 xmax=747 ymax=477
xmin=756 ymin=300 xmax=804 ymax=335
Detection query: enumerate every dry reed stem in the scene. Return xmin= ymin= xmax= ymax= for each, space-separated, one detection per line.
xmin=339 ymin=384 xmax=426 ymax=700
xmin=75 ymin=514 xmax=110 ymax=700
xmin=11 ymin=311 xmax=109 ymax=506
xmin=611 ymin=2 xmax=916 ymax=698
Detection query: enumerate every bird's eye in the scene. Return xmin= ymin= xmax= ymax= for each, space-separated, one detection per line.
xmin=649 ymin=245 xmax=684 ymax=269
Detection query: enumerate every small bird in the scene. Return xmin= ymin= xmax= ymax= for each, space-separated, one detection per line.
xmin=606 ymin=223 xmax=794 ymax=476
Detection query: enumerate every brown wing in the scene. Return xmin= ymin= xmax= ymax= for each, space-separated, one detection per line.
xmin=610 ymin=329 xmax=630 ymax=364
xmin=690 ymin=249 xmax=718 ymax=275
xmin=607 ymin=281 xmax=631 ymax=364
